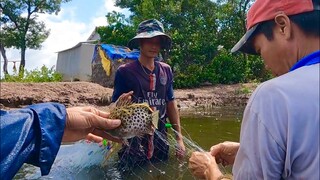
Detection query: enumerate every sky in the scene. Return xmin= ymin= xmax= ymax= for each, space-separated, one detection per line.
xmin=0 ymin=0 xmax=130 ymax=75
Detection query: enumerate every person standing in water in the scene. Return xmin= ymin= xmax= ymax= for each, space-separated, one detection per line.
xmin=112 ymin=19 xmax=185 ymax=170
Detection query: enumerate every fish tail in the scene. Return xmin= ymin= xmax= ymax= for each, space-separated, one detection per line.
xmin=123 ymin=139 xmax=129 ymax=146
xmin=152 ymin=110 xmax=159 ymax=129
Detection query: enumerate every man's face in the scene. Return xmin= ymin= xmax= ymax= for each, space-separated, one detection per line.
xmin=253 ymin=32 xmax=294 ymax=76
xmin=252 ymin=18 xmax=296 ymax=76
xmin=140 ymin=37 xmax=161 ymax=58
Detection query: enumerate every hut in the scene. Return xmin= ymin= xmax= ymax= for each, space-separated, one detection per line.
xmin=56 ymin=28 xmax=100 ymax=81
xmin=56 ymin=41 xmax=96 ymax=81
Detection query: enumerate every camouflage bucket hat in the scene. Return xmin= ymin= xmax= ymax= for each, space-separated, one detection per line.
xmin=128 ymin=19 xmax=172 ymax=50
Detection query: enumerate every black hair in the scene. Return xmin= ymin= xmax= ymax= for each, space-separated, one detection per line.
xmin=290 ymin=10 xmax=320 ymax=37
xmin=255 ymin=10 xmax=320 ymax=41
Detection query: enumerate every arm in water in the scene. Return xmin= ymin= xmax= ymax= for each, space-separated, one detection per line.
xmin=166 ymin=100 xmax=186 ymax=159
xmin=0 ymin=103 xmax=121 ymax=180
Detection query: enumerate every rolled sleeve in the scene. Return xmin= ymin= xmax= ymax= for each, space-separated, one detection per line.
xmin=28 ymin=103 xmax=66 ymax=175
xmin=0 ymin=103 xmax=66 ymax=179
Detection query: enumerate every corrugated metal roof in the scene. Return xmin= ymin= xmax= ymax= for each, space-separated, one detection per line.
xmin=57 ymin=28 xmax=101 ymax=53
xmin=56 ymin=40 xmax=97 ymax=53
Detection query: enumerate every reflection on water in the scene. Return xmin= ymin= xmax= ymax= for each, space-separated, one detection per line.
xmin=14 ymin=106 xmax=244 ymax=180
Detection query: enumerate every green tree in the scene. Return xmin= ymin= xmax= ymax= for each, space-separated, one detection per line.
xmin=0 ymin=0 xmax=70 ymax=75
xmin=97 ymin=11 xmax=135 ymax=46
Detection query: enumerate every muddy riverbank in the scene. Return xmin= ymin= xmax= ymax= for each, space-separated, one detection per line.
xmin=0 ymin=82 xmax=258 ymax=110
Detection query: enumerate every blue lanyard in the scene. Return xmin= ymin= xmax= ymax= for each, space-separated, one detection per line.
xmin=290 ymin=50 xmax=320 ymax=72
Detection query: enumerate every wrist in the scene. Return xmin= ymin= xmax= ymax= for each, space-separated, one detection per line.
xmin=173 ymin=130 xmax=183 ymax=140
xmin=175 ymin=134 xmax=182 ymax=140
xmin=217 ymin=175 xmax=233 ymax=180
xmin=205 ymin=164 xmax=223 ymax=180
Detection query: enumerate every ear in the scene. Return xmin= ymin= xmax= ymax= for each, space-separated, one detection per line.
xmin=274 ymin=14 xmax=292 ymax=39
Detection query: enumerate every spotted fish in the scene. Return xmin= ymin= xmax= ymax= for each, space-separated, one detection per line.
xmin=106 ymin=101 xmax=159 ymax=140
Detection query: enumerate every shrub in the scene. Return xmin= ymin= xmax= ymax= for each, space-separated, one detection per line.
xmin=173 ymin=64 xmax=202 ymax=88
xmin=207 ymin=49 xmax=246 ymax=84
xmin=1 ymin=65 xmax=63 ymax=82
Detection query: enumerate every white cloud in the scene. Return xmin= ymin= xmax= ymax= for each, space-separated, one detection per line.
xmin=92 ymin=16 xmax=108 ymax=27
xmin=104 ymin=0 xmax=122 ymax=12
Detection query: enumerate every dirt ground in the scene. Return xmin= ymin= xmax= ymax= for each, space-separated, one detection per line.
xmin=0 ymin=82 xmax=258 ymax=110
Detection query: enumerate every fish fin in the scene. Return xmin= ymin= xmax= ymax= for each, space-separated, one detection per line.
xmin=109 ymin=102 xmax=116 ymax=111
xmin=115 ymin=96 xmax=132 ymax=107
xmin=131 ymin=102 xmax=153 ymax=111
xmin=152 ymin=110 xmax=159 ymax=129
xmin=122 ymin=139 xmax=129 ymax=146
xmin=142 ymin=103 xmax=154 ymax=112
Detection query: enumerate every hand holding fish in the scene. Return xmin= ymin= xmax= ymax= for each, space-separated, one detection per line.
xmin=62 ymin=106 xmax=122 ymax=143
xmin=210 ymin=141 xmax=239 ymax=166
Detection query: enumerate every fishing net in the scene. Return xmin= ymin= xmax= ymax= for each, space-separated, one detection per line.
xmin=15 ymin=124 xmax=230 ymax=180
xmin=106 ymin=126 xmax=229 ymax=180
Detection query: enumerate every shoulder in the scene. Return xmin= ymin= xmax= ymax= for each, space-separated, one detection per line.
xmin=117 ymin=60 xmax=139 ymax=72
xmin=157 ymin=61 xmax=171 ymax=69
xmin=248 ymin=77 xmax=288 ymax=109
xmin=156 ymin=61 xmax=173 ymax=73
xmin=251 ymin=66 xmax=318 ymax=105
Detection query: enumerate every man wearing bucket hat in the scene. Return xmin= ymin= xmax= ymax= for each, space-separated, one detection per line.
xmin=189 ymin=0 xmax=319 ymax=179
xmin=112 ymin=19 xmax=185 ymax=170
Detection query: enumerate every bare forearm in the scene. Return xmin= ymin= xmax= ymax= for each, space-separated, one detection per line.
xmin=166 ymin=100 xmax=182 ymax=140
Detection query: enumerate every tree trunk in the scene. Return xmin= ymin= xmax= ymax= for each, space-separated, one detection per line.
xmin=0 ymin=43 xmax=9 ymax=75
xmin=19 ymin=47 xmax=26 ymax=76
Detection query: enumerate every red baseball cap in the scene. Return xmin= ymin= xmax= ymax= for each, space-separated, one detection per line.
xmin=231 ymin=0 xmax=320 ymax=54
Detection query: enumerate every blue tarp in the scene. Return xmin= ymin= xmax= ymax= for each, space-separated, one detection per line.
xmin=92 ymin=44 xmax=139 ymax=64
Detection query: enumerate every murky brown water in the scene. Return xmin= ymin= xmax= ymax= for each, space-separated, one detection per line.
xmin=14 ymin=106 xmax=244 ymax=180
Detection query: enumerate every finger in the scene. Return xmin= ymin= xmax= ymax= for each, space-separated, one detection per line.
xmin=189 ymin=151 xmax=202 ymax=163
xmin=222 ymin=160 xmax=228 ymax=166
xmin=90 ymin=115 xmax=121 ymax=130
xmin=91 ymin=129 xmax=123 ymax=143
xmin=119 ymin=91 xmax=131 ymax=98
xmin=210 ymin=143 xmax=222 ymax=156
xmin=203 ymin=152 xmax=213 ymax=163
xmin=188 ymin=156 xmax=198 ymax=168
xmin=215 ymin=155 xmax=223 ymax=164
xmin=93 ymin=109 xmax=110 ymax=118
xmin=86 ymin=133 xmax=103 ymax=143
xmin=124 ymin=91 xmax=134 ymax=96
xmin=62 ymin=129 xmax=89 ymax=142
xmin=119 ymin=91 xmax=133 ymax=100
